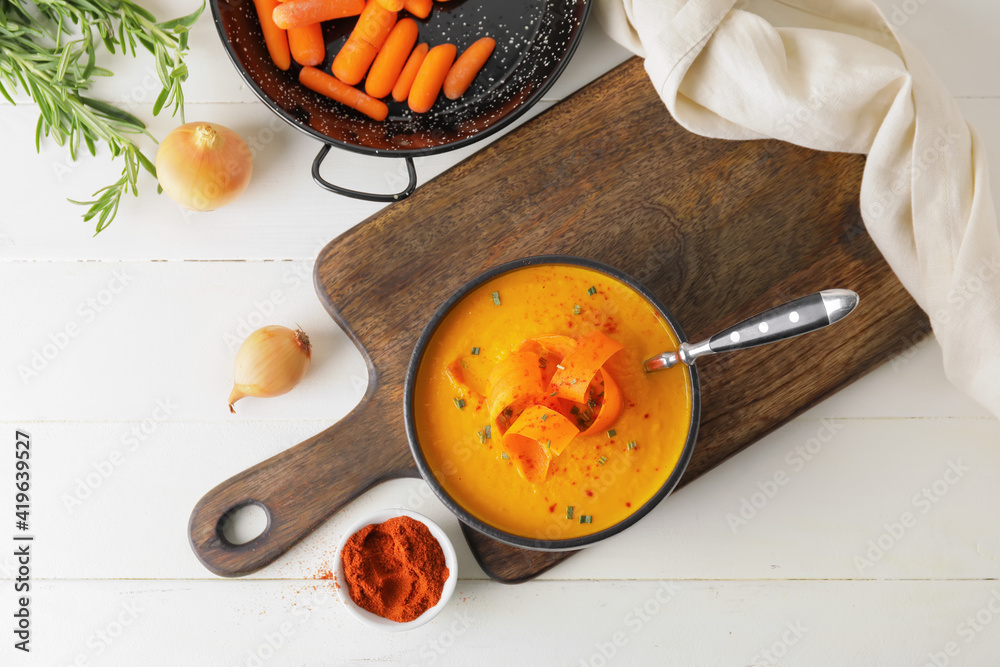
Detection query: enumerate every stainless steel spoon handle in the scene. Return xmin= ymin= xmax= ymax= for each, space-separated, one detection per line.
xmin=644 ymin=289 xmax=859 ymax=372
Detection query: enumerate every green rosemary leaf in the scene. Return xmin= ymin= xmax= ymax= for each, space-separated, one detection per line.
xmin=0 ymin=79 xmax=15 ymax=105
xmin=135 ymin=150 xmax=156 ymax=177
xmin=78 ymin=96 xmax=145 ymax=129
xmin=129 ymin=3 xmax=159 ymax=23
xmin=152 ymin=87 xmax=168 ymax=116
xmin=34 ymin=114 xmax=43 ymax=153
xmin=157 ymin=4 xmax=205 ymax=31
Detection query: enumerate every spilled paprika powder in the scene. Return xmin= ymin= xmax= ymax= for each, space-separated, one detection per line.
xmin=341 ymin=515 xmax=449 ymax=623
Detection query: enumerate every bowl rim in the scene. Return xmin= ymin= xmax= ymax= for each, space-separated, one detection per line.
xmin=403 ymin=255 xmax=702 ymax=551
xmin=207 ymin=0 xmax=593 ymax=159
xmin=334 ymin=509 xmax=458 ymax=631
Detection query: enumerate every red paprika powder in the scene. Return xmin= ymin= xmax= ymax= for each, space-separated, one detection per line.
xmin=341 ymin=515 xmax=450 ymax=623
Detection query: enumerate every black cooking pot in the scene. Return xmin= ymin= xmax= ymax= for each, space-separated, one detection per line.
xmin=209 ymin=0 xmax=591 ymax=201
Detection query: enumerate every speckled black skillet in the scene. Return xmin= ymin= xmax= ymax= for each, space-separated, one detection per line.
xmin=209 ymin=0 xmax=591 ymax=201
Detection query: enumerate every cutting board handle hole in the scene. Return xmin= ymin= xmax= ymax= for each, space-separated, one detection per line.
xmin=217 ymin=501 xmax=270 ymax=547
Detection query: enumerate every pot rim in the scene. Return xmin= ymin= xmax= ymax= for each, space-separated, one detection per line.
xmin=207 ymin=0 xmax=593 ymax=159
xmin=403 ymin=255 xmax=701 ymax=551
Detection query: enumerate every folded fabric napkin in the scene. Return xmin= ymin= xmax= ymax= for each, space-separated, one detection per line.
xmin=596 ymin=0 xmax=1000 ymax=417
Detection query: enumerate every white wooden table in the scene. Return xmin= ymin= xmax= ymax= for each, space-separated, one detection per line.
xmin=3 ymin=1 xmax=1000 ymax=664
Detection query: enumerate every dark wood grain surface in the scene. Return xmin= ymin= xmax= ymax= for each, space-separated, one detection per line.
xmin=189 ymin=57 xmax=930 ymax=582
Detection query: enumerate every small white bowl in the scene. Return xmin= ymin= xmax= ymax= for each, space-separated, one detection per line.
xmin=334 ymin=509 xmax=458 ymax=631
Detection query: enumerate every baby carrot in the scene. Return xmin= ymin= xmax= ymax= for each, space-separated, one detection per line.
xmin=443 ymin=36 xmax=495 ymax=100
xmin=377 ymin=0 xmax=404 ymax=9
xmin=408 ymin=43 xmax=456 ymax=113
xmin=252 ymin=0 xmax=290 ymax=70
xmin=288 ymin=23 xmax=325 ymax=66
xmin=391 ymin=41 xmax=428 ymax=102
xmin=403 ymin=0 xmax=432 ymax=19
xmin=332 ymin=1 xmax=397 ymax=85
xmin=300 ymin=66 xmax=389 ymax=120
xmin=273 ymin=0 xmax=364 ymax=30
xmin=365 ymin=18 xmax=418 ymax=99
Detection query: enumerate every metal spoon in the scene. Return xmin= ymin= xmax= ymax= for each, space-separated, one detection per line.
xmin=644 ymin=290 xmax=860 ymax=372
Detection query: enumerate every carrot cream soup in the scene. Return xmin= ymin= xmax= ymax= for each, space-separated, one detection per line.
xmin=413 ymin=264 xmax=692 ymax=540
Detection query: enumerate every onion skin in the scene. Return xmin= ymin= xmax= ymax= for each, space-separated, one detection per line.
xmin=229 ymin=326 xmax=311 ymax=412
xmin=156 ymin=122 xmax=253 ymax=212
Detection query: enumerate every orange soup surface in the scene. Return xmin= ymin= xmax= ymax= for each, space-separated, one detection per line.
xmin=413 ymin=264 xmax=693 ymax=539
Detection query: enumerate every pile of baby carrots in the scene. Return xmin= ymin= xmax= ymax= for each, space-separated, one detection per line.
xmin=251 ymin=0 xmax=496 ymax=121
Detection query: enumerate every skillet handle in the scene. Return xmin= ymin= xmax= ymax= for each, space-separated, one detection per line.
xmin=312 ymin=143 xmax=418 ymax=202
xmin=188 ymin=403 xmax=417 ymax=577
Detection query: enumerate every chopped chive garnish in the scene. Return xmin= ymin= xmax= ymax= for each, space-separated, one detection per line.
xmin=627 ymin=440 xmax=637 ymax=450
xmin=588 ymin=286 xmax=597 ymax=296
xmin=454 ymin=398 xmax=466 ymax=410
xmin=607 ymin=429 xmax=616 ymax=438
xmin=556 ymin=364 xmax=566 ymax=370
xmin=541 ymin=414 xmax=548 ymax=421
xmin=501 ymin=452 xmax=509 ymax=459
xmin=471 ymin=347 xmax=480 ymax=355
xmin=546 ymin=440 xmax=552 ymax=449
xmin=570 ymin=406 xmax=580 ymax=415
xmin=539 ymin=357 xmax=547 ymax=368
xmin=477 ymin=430 xmax=487 ymax=444
xmin=597 ymin=456 xmax=607 ymax=466
xmin=492 ymin=291 xmax=501 ymax=306
xmin=579 ymin=515 xmax=592 ymax=524
xmin=550 ymin=391 xmax=558 ymax=397
xmin=485 ymin=425 xmax=492 ymax=439
xmin=566 ymin=506 xmax=574 ymax=520
xmin=569 ymin=379 xmax=578 ymax=385
xmin=573 ymin=305 xmax=582 ymax=315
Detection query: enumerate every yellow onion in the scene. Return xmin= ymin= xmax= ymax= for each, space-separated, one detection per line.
xmin=156 ymin=122 xmax=253 ymax=211
xmin=229 ymin=326 xmax=311 ymax=413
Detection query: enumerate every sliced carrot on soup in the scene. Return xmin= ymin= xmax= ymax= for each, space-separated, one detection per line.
xmin=505 ymin=405 xmax=579 ymax=456
xmin=502 ymin=405 xmax=578 ymax=482
xmin=487 ymin=349 xmax=545 ymax=430
xmin=549 ymin=330 xmax=624 ymax=404
xmin=579 ymin=369 xmax=623 ymax=437
xmin=503 ymin=434 xmax=551 ymax=482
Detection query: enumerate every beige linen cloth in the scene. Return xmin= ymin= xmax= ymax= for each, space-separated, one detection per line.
xmin=596 ymin=0 xmax=1000 ymax=417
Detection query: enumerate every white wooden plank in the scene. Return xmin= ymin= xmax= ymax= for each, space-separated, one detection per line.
xmin=0 ymin=262 xmax=990 ymax=424
xmin=3 ymin=98 xmax=998 ymax=263
xmin=0 ymin=261 xmax=368 ymax=422
xmin=0 ymin=99 xmax=556 ymax=261
xmin=4 ymin=417 xmax=997 ymax=581
xmin=5 ymin=579 xmax=1000 ymax=666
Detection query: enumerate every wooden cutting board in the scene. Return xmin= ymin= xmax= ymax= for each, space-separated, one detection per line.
xmin=188 ymin=57 xmax=930 ymax=583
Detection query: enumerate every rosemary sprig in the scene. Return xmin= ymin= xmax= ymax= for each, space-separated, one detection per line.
xmin=0 ymin=0 xmax=204 ymax=233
